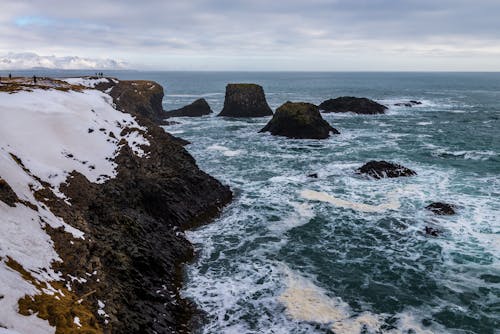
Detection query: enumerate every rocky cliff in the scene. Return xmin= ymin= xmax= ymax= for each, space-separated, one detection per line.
xmin=0 ymin=77 xmax=232 ymax=334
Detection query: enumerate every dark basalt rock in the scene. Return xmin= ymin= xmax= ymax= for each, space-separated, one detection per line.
xmin=218 ymin=83 xmax=273 ymax=117
xmin=95 ymin=79 xmax=168 ymax=124
xmin=395 ymin=100 xmax=422 ymax=107
xmin=307 ymin=173 xmax=319 ymax=178
xmin=259 ymin=102 xmax=339 ymax=139
xmin=319 ymin=96 xmax=387 ymax=114
xmin=39 ymin=80 xmax=232 ymax=334
xmin=425 ymin=226 xmax=440 ymax=236
xmin=426 ymin=202 xmax=456 ymax=215
xmin=166 ymin=98 xmax=213 ymax=117
xmin=0 ymin=177 xmax=19 ymax=207
xmin=357 ymin=160 xmax=417 ymax=179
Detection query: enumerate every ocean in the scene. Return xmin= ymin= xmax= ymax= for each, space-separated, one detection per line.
xmin=11 ymin=70 xmax=500 ymax=333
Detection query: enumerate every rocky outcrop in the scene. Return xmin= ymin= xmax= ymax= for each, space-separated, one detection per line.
xmin=394 ymin=100 xmax=422 ymax=107
xmin=18 ymin=79 xmax=232 ymax=333
xmin=166 ymin=98 xmax=213 ymax=117
xmin=218 ymin=83 xmax=273 ymax=117
xmin=0 ymin=177 xmax=18 ymax=207
xmin=426 ymin=202 xmax=456 ymax=215
xmin=319 ymin=96 xmax=387 ymax=114
xmin=95 ymin=79 xmax=167 ymax=124
xmin=357 ymin=161 xmax=416 ymax=179
xmin=259 ymin=102 xmax=339 ymax=139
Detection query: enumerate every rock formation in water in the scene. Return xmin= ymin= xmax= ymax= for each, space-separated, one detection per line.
xmin=319 ymin=96 xmax=387 ymax=114
xmin=0 ymin=77 xmax=232 ymax=334
xmin=166 ymin=98 xmax=213 ymax=117
xmin=218 ymin=83 xmax=273 ymax=117
xmin=394 ymin=100 xmax=423 ymax=107
xmin=426 ymin=202 xmax=456 ymax=215
xmin=259 ymin=102 xmax=339 ymax=139
xmin=357 ymin=160 xmax=416 ymax=179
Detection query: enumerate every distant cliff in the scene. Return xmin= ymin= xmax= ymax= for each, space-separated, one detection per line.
xmin=0 ymin=77 xmax=232 ymax=334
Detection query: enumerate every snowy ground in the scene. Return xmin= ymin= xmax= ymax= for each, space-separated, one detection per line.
xmin=0 ymin=78 xmax=149 ymax=333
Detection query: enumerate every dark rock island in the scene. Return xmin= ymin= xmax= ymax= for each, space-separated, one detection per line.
xmin=319 ymin=96 xmax=388 ymax=114
xmin=259 ymin=102 xmax=339 ymax=139
xmin=426 ymin=202 xmax=457 ymax=215
xmin=357 ymin=160 xmax=417 ymax=179
xmin=166 ymin=98 xmax=213 ymax=117
xmin=218 ymin=83 xmax=273 ymax=117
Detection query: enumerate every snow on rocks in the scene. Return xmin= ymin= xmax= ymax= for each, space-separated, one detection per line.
xmin=60 ymin=77 xmax=109 ymax=88
xmin=0 ymin=81 xmax=151 ymax=333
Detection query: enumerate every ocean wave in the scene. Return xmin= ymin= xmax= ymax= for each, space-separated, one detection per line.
xmin=432 ymin=149 xmax=498 ymax=161
xmin=207 ymin=144 xmax=245 ymax=157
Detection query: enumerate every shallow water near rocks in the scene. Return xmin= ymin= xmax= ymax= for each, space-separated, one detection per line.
xmin=18 ymin=71 xmax=500 ymax=333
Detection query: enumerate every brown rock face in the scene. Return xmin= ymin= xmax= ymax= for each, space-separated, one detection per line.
xmin=259 ymin=102 xmax=339 ymax=139
xmin=166 ymin=98 xmax=213 ymax=117
xmin=319 ymin=96 xmax=387 ymax=114
xmin=95 ymin=79 xmax=167 ymax=124
xmin=0 ymin=177 xmax=19 ymax=207
xmin=218 ymin=83 xmax=273 ymax=117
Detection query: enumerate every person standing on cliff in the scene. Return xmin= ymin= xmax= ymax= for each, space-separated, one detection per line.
xmin=9 ymin=73 xmax=12 ymax=80
xmin=33 ymin=75 xmax=37 ymax=84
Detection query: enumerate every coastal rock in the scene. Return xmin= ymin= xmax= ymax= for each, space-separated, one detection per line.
xmin=425 ymin=202 xmax=456 ymax=215
xmin=95 ymin=79 xmax=167 ymax=124
xmin=166 ymin=98 xmax=213 ymax=117
xmin=425 ymin=226 xmax=440 ymax=236
xmin=218 ymin=83 xmax=273 ymax=117
xmin=394 ymin=100 xmax=422 ymax=107
xmin=357 ymin=160 xmax=417 ymax=179
xmin=259 ymin=102 xmax=339 ymax=139
xmin=319 ymin=96 xmax=387 ymax=114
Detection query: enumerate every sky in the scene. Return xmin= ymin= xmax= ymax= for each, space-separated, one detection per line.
xmin=1 ymin=0 xmax=499 ymax=71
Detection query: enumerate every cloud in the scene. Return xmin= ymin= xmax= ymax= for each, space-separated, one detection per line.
xmin=0 ymin=52 xmax=128 ymax=70
xmin=0 ymin=0 xmax=499 ymax=70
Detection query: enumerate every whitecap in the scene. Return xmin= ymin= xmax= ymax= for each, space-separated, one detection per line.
xmin=207 ymin=144 xmax=244 ymax=157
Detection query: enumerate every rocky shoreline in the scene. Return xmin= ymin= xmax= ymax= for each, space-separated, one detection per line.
xmin=0 ymin=77 xmax=232 ymax=334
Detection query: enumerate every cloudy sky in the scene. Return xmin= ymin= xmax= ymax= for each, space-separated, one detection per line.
xmin=1 ymin=0 xmax=499 ymax=70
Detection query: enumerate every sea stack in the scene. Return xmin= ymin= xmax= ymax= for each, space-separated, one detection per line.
xmin=166 ymin=98 xmax=213 ymax=117
xmin=218 ymin=83 xmax=273 ymax=117
xmin=319 ymin=96 xmax=387 ymax=114
xmin=259 ymin=102 xmax=339 ymax=139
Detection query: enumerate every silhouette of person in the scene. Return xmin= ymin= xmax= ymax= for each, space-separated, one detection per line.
xmin=9 ymin=73 xmax=12 ymax=80
xmin=33 ymin=75 xmax=37 ymax=84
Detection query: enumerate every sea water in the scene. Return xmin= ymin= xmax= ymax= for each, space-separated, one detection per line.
xmin=15 ymin=71 xmax=500 ymax=333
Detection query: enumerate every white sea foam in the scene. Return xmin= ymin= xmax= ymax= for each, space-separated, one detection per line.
xmin=207 ymin=144 xmax=244 ymax=157
xmin=300 ymin=189 xmax=400 ymax=213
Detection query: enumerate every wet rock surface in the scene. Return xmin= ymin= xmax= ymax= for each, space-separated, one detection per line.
xmin=259 ymin=102 xmax=339 ymax=139
xmin=166 ymin=98 xmax=213 ymax=117
xmin=357 ymin=160 xmax=417 ymax=179
xmin=319 ymin=96 xmax=387 ymax=114
xmin=426 ymin=202 xmax=457 ymax=215
xmin=394 ymin=100 xmax=423 ymax=107
xmin=218 ymin=83 xmax=273 ymax=117
xmin=40 ymin=80 xmax=232 ymax=333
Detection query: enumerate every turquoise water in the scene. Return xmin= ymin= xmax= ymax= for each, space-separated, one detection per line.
xmin=17 ymin=71 xmax=500 ymax=333
xmin=159 ymin=73 xmax=499 ymax=333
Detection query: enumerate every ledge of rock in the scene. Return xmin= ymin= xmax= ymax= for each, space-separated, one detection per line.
xmin=426 ymin=202 xmax=456 ymax=215
xmin=357 ymin=160 xmax=416 ymax=179
xmin=259 ymin=102 xmax=339 ymax=139
xmin=319 ymin=96 xmax=387 ymax=114
xmin=95 ymin=79 xmax=167 ymax=124
xmin=166 ymin=98 xmax=213 ymax=117
xmin=218 ymin=83 xmax=273 ymax=117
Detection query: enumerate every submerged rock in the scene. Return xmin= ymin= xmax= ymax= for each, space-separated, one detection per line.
xmin=307 ymin=173 xmax=319 ymax=178
xmin=394 ymin=100 xmax=422 ymax=107
xmin=357 ymin=160 xmax=417 ymax=179
xmin=319 ymin=96 xmax=387 ymax=114
xmin=218 ymin=83 xmax=273 ymax=117
xmin=259 ymin=102 xmax=339 ymax=139
xmin=426 ymin=202 xmax=457 ymax=215
xmin=425 ymin=226 xmax=440 ymax=236
xmin=166 ymin=98 xmax=213 ymax=117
